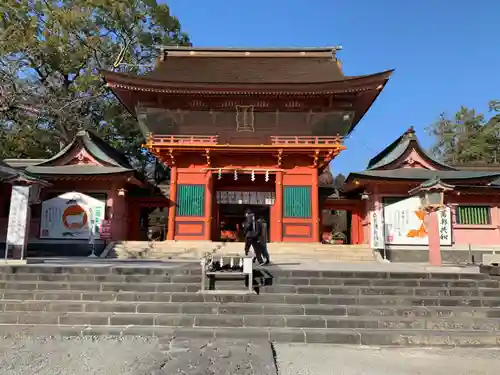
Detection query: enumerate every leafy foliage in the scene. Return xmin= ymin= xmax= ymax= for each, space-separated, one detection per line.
xmin=426 ymin=104 xmax=500 ymax=165
xmin=0 ymin=0 xmax=190 ymax=181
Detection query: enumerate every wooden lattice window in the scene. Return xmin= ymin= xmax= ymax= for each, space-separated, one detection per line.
xmin=456 ymin=206 xmax=491 ymax=225
xmin=176 ymin=184 xmax=205 ymax=217
xmin=283 ymin=186 xmax=312 ymax=218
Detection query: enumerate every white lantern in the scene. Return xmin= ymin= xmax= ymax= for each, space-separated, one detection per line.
xmin=251 ymin=170 xmax=255 ymax=182
xmin=265 ymin=170 xmax=269 ymax=182
xmin=234 ymin=170 xmax=238 ymax=180
xmin=218 ymin=168 xmax=222 ymax=180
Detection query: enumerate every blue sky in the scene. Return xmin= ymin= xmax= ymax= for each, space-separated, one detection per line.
xmin=164 ymin=0 xmax=500 ymax=175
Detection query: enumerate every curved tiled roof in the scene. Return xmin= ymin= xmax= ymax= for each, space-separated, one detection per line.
xmin=366 ymin=127 xmax=455 ymax=171
xmin=25 ymin=130 xmax=134 ymax=176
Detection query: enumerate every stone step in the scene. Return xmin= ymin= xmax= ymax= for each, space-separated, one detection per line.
xmin=3 ymin=300 xmax=500 ymax=319
xmin=0 ymin=311 xmax=499 ymax=331
xmin=0 ymin=272 xmax=500 ymax=294
xmin=3 ymin=282 xmax=500 ymax=298
xmin=3 ymin=292 xmax=500 ymax=310
xmin=0 ymin=265 xmax=492 ymax=281
xmin=0 ymin=271 xmax=495 ymax=285
xmin=0 ymin=272 xmax=494 ymax=290
xmin=0 ymin=324 xmax=498 ymax=346
xmin=4 ymin=288 xmax=500 ymax=304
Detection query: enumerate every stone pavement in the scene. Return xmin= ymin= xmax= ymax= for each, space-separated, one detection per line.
xmin=1 ymin=336 xmax=500 ymax=374
xmin=275 ymin=344 xmax=500 ymax=375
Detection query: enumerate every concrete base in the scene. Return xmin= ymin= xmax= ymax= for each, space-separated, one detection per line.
xmin=481 ymin=253 xmax=500 ymax=266
xmin=381 ymin=248 xmax=494 ymax=264
xmin=0 ymin=259 xmax=28 ymax=265
xmin=197 ymin=290 xmax=256 ymax=295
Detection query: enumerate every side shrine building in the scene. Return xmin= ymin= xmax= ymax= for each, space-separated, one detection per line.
xmin=102 ymin=47 xmax=393 ymax=243
xmin=342 ymin=127 xmax=500 ymax=262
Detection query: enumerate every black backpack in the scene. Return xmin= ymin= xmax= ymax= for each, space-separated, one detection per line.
xmin=244 ymin=214 xmax=260 ymax=239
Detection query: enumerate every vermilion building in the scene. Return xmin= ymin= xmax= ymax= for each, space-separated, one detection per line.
xmin=102 ymin=47 xmax=393 ymax=242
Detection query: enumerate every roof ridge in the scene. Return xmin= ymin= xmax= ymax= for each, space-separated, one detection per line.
xmin=366 ymin=127 xmax=455 ymax=171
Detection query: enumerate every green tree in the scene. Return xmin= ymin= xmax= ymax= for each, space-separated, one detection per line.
xmin=0 ymin=0 xmax=189 ymax=180
xmin=426 ymin=105 xmax=500 ymax=165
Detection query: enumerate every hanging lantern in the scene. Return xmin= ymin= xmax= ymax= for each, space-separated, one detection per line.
xmin=234 ymin=170 xmax=238 ymax=180
xmin=251 ymin=170 xmax=255 ymax=182
xmin=218 ymin=168 xmax=222 ymax=180
xmin=265 ymin=170 xmax=269 ymax=182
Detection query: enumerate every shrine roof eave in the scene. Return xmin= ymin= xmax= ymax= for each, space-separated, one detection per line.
xmin=25 ymin=165 xmax=135 ymax=176
xmin=36 ymin=130 xmax=132 ymax=169
xmin=343 ymin=169 xmax=500 ymax=191
xmin=101 ymin=69 xmax=394 ymax=95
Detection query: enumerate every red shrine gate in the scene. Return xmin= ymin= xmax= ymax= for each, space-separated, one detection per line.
xmin=102 ymin=46 xmax=392 ymax=243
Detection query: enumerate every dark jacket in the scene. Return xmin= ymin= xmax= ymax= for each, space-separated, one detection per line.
xmin=243 ymin=213 xmax=261 ymax=239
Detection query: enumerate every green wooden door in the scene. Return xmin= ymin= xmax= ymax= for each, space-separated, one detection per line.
xmin=176 ymin=184 xmax=205 ymax=217
xmin=283 ymin=186 xmax=312 ymax=218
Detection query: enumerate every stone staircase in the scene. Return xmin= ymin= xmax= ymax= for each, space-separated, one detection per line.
xmin=217 ymin=242 xmax=376 ymax=263
xmin=109 ymin=241 xmax=376 ymax=263
xmin=267 ymin=243 xmax=376 ymax=263
xmin=108 ymin=241 xmax=223 ymax=260
xmin=0 ymin=263 xmax=500 ymax=345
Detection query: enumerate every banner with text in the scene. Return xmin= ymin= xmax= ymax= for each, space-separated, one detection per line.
xmin=40 ymin=192 xmax=105 ymax=239
xmin=370 ymin=208 xmax=385 ymax=249
xmin=383 ymin=196 xmax=452 ymax=246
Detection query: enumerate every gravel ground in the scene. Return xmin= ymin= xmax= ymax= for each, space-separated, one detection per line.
xmin=0 ymin=336 xmax=165 ymax=375
xmin=3 ymin=335 xmax=500 ymax=374
xmin=0 ymin=336 xmax=276 ymax=375
xmin=274 ymin=344 xmax=500 ymax=375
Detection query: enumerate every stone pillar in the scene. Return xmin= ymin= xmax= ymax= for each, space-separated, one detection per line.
xmin=204 ymin=171 xmax=213 ymax=240
xmin=425 ymin=210 xmax=442 ymax=266
xmin=167 ymin=166 xmax=178 ymax=241
xmin=311 ymin=169 xmax=320 ymax=242
xmin=274 ymin=171 xmax=283 ymax=242
xmin=5 ymin=185 xmax=31 ymax=259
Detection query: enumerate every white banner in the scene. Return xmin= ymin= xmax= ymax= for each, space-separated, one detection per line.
xmin=370 ymin=209 xmax=384 ymax=249
xmin=5 ymin=185 xmax=31 ymax=256
xmin=383 ymin=196 xmax=452 ymax=246
xmin=40 ymin=192 xmax=105 ymax=239
xmin=437 ymin=208 xmax=453 ymax=246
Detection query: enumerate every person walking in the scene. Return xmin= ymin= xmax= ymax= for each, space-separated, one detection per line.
xmin=242 ymin=208 xmax=265 ymax=265
xmin=257 ymin=216 xmax=270 ymax=265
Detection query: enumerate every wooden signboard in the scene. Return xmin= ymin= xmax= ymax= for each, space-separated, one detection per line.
xmin=216 ymin=191 xmax=275 ymax=205
xmin=99 ymin=220 xmax=112 ymax=240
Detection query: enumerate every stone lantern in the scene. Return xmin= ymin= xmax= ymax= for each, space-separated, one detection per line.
xmin=409 ymin=177 xmax=454 ymax=266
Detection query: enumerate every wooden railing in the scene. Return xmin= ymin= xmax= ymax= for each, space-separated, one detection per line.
xmin=149 ymin=134 xmax=343 ymax=146
xmin=152 ymin=135 xmax=219 ymax=145
xmin=270 ymin=135 xmax=344 ymax=145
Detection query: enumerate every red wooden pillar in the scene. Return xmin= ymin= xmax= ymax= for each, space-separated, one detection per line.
xmin=167 ymin=166 xmax=177 ymax=240
xmin=351 ymin=211 xmax=360 ymax=244
xmin=311 ymin=169 xmax=320 ymax=242
xmin=274 ymin=171 xmax=283 ymax=242
xmin=204 ymin=171 xmax=213 ymax=240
